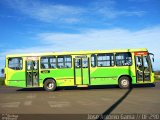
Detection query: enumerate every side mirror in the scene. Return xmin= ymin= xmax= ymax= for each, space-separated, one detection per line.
xmin=1 ymin=69 xmax=4 ymax=74
xmin=149 ymin=53 xmax=154 ymax=62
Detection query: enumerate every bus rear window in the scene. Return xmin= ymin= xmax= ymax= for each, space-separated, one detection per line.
xmin=8 ymin=57 xmax=22 ymax=70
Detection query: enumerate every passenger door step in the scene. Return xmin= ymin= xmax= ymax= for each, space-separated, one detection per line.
xmin=77 ymin=85 xmax=88 ymax=87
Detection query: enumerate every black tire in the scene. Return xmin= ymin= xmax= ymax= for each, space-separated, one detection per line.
xmin=43 ymin=79 xmax=56 ymax=91
xmin=118 ymin=76 xmax=131 ymax=89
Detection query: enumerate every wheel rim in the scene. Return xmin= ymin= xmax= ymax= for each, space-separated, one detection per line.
xmin=121 ymin=79 xmax=129 ymax=87
xmin=47 ymin=82 xmax=54 ymax=89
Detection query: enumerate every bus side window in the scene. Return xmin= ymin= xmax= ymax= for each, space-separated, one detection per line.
xmin=33 ymin=61 xmax=38 ymax=70
xmin=75 ymin=59 xmax=81 ymax=68
xmin=8 ymin=57 xmax=22 ymax=70
xmin=41 ymin=63 xmax=45 ymax=69
xmin=91 ymin=54 xmax=96 ymax=67
xmin=57 ymin=56 xmax=72 ymax=69
xmin=97 ymin=53 xmax=114 ymax=67
xmin=136 ymin=56 xmax=142 ymax=69
xmin=64 ymin=56 xmax=72 ymax=68
xmin=82 ymin=58 xmax=88 ymax=68
xmin=41 ymin=56 xmax=56 ymax=69
xmin=58 ymin=57 xmax=64 ymax=68
xmin=115 ymin=52 xmax=132 ymax=66
xmin=50 ymin=57 xmax=56 ymax=68
xmin=27 ymin=61 xmax=32 ymax=70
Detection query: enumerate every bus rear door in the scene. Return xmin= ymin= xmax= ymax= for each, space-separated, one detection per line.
xmin=25 ymin=57 xmax=39 ymax=87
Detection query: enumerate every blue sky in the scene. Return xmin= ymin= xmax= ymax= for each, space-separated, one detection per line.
xmin=0 ymin=0 xmax=160 ymax=73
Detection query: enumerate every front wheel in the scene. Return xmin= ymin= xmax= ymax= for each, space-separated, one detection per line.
xmin=44 ymin=79 xmax=56 ymax=91
xmin=118 ymin=76 xmax=131 ymax=89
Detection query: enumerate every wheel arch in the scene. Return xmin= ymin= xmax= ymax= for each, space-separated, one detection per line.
xmin=43 ymin=77 xmax=56 ymax=85
xmin=118 ymin=75 xmax=132 ymax=83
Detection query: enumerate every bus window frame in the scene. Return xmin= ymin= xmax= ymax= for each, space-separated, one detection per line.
xmin=91 ymin=54 xmax=97 ymax=67
xmin=57 ymin=55 xmax=72 ymax=69
xmin=97 ymin=53 xmax=115 ymax=67
xmin=115 ymin=52 xmax=132 ymax=66
xmin=40 ymin=56 xmax=57 ymax=69
xmin=8 ymin=57 xmax=23 ymax=70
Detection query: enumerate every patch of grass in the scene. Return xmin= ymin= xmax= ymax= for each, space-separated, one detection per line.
xmin=0 ymin=77 xmax=5 ymax=85
xmin=155 ymin=78 xmax=160 ymax=81
xmin=155 ymin=75 xmax=160 ymax=81
xmin=154 ymin=71 xmax=160 ymax=81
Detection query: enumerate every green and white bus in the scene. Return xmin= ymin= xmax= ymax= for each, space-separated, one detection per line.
xmin=4 ymin=48 xmax=154 ymax=91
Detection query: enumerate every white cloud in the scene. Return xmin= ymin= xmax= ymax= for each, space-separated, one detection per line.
xmin=4 ymin=0 xmax=146 ymax=23
xmin=4 ymin=0 xmax=83 ymax=23
xmin=0 ymin=26 xmax=160 ymax=70
xmin=37 ymin=26 xmax=160 ymax=51
xmin=92 ymin=1 xmax=146 ymax=18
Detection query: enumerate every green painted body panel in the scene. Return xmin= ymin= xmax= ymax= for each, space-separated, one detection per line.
xmin=75 ymin=68 xmax=90 ymax=85
xmin=90 ymin=67 xmax=134 ymax=85
xmin=7 ymin=80 xmax=26 ymax=87
xmin=75 ymin=69 xmax=82 ymax=85
xmin=131 ymin=77 xmax=137 ymax=84
xmin=5 ymin=68 xmax=26 ymax=87
xmin=82 ymin=68 xmax=89 ymax=84
xmin=40 ymin=68 xmax=74 ymax=86
xmin=8 ymin=70 xmax=25 ymax=81
xmin=54 ymin=79 xmax=74 ymax=87
xmin=91 ymin=77 xmax=118 ymax=85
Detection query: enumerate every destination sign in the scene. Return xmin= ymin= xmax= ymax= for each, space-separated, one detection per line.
xmin=134 ymin=52 xmax=148 ymax=56
xmin=26 ymin=57 xmax=39 ymax=61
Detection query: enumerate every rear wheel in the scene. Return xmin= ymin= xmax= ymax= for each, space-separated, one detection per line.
xmin=44 ymin=79 xmax=56 ymax=91
xmin=119 ymin=76 xmax=131 ymax=89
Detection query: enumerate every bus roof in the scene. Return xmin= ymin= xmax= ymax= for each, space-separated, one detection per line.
xmin=6 ymin=48 xmax=148 ymax=57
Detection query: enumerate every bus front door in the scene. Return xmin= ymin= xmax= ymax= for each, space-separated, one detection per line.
xmin=74 ymin=57 xmax=90 ymax=85
xmin=25 ymin=57 xmax=39 ymax=87
xmin=135 ymin=52 xmax=151 ymax=83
